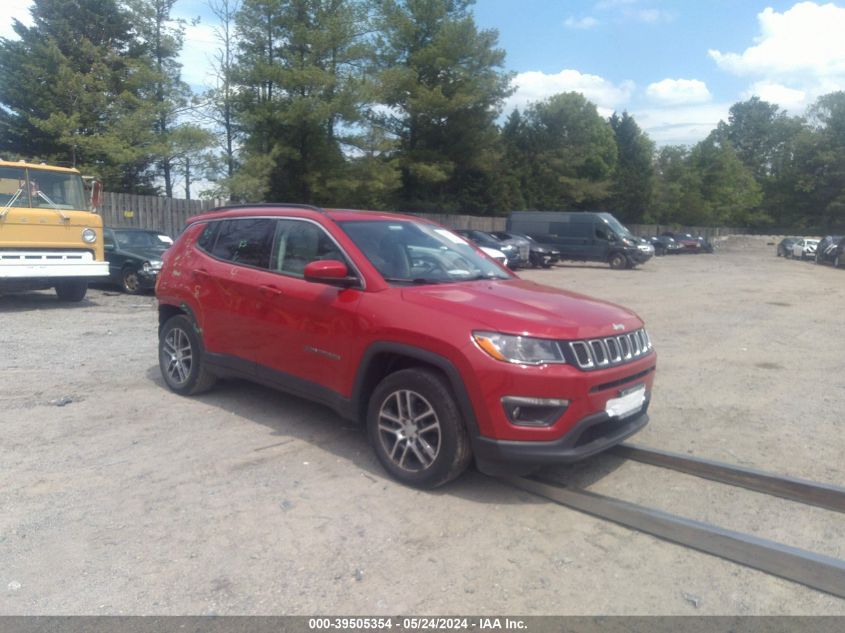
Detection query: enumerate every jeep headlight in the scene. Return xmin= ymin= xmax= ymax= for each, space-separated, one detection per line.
xmin=473 ymin=332 xmax=565 ymax=365
xmin=82 ymin=228 xmax=97 ymax=243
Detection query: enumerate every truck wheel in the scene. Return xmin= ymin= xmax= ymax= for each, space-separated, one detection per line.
xmin=54 ymin=280 xmax=88 ymax=302
xmin=122 ymin=268 xmax=142 ymax=294
xmin=367 ymin=368 xmax=471 ymax=489
xmin=158 ymin=314 xmax=217 ymax=395
xmin=609 ymin=253 xmax=628 ymax=269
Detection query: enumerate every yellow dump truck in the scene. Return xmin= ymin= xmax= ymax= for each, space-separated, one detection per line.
xmin=0 ymin=160 xmax=109 ymax=301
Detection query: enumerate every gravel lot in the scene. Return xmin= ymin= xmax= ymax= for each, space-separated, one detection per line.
xmin=2 ymin=235 xmax=844 ymax=615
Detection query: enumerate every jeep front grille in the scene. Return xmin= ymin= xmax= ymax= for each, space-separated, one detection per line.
xmin=568 ymin=328 xmax=652 ymax=370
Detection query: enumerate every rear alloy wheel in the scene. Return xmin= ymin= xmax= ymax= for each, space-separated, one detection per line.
xmin=158 ymin=314 xmax=216 ymax=395
xmin=609 ymin=253 xmax=628 ymax=269
xmin=122 ymin=268 xmax=142 ymax=294
xmin=367 ymin=368 xmax=471 ymax=488
xmin=54 ymin=280 xmax=88 ymax=302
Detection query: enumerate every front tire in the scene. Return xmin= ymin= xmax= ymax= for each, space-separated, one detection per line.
xmin=54 ymin=280 xmax=88 ymax=302
xmin=367 ymin=368 xmax=471 ymax=489
xmin=158 ymin=314 xmax=217 ymax=395
xmin=609 ymin=252 xmax=628 ymax=269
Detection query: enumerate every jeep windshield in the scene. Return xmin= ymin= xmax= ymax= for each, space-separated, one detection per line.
xmin=338 ymin=220 xmax=512 ymax=285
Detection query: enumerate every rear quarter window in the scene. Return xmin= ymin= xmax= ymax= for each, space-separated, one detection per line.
xmin=208 ymin=219 xmax=276 ymax=269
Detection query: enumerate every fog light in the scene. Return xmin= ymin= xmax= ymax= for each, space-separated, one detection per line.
xmin=501 ymin=396 xmax=569 ymax=427
xmin=82 ymin=228 xmax=97 ymax=243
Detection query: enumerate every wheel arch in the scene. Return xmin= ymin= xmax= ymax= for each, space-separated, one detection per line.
xmin=351 ymin=342 xmax=480 ymax=440
xmin=158 ymin=302 xmax=201 ymax=337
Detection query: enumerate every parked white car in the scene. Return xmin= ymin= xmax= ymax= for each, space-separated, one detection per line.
xmin=792 ymin=238 xmax=819 ymax=260
xmin=479 ymin=246 xmax=508 ymax=266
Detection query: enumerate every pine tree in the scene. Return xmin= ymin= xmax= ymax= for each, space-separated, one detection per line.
xmin=0 ymin=0 xmax=157 ymax=191
xmin=374 ymin=0 xmax=512 ymax=213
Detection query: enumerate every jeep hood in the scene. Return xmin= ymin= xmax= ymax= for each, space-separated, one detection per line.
xmin=401 ymin=278 xmax=643 ymax=340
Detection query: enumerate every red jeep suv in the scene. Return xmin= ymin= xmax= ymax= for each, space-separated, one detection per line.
xmin=156 ymin=205 xmax=656 ymax=488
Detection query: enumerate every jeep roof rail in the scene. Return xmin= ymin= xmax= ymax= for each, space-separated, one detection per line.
xmin=205 ymin=202 xmax=326 ymax=214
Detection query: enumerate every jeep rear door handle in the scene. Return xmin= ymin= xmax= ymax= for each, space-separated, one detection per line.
xmin=258 ymin=285 xmax=283 ymax=298
xmin=192 ymin=269 xmax=210 ymax=279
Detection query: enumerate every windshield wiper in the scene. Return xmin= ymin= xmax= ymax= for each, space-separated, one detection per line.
xmin=35 ymin=190 xmax=69 ymax=220
xmin=0 ymin=187 xmax=25 ymax=219
xmin=383 ymin=277 xmax=450 ymax=285
xmin=460 ymin=272 xmax=508 ymax=281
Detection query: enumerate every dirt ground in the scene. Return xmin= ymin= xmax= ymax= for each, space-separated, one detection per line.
xmin=1 ymin=235 xmax=844 ymax=615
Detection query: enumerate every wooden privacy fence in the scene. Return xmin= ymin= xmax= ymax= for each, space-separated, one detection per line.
xmin=99 ymin=192 xmax=225 ymax=237
xmin=98 ymin=192 xmax=744 ymax=239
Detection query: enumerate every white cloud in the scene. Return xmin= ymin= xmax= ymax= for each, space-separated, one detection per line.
xmin=633 ymin=103 xmax=731 ymax=146
xmin=564 ymin=16 xmax=600 ymax=29
xmin=504 ymin=70 xmax=635 ymax=115
xmin=178 ymin=21 xmax=220 ymax=90
xmin=742 ymin=82 xmax=807 ymax=110
xmin=646 ymin=78 xmax=712 ymax=105
xmin=594 ymin=0 xmax=672 ymax=23
xmin=0 ymin=1 xmax=33 ymax=40
xmin=708 ymin=1 xmax=845 ymax=111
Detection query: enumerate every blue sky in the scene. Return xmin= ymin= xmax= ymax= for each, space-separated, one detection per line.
xmin=4 ymin=1 xmax=845 ymax=146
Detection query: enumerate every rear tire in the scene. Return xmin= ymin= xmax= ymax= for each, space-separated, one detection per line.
xmin=54 ymin=280 xmax=88 ymax=302
xmin=122 ymin=267 xmax=142 ymax=294
xmin=158 ymin=314 xmax=217 ymax=395
xmin=367 ymin=368 xmax=471 ymax=489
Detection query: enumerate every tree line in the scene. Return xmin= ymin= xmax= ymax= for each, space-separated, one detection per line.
xmin=2 ymin=0 xmax=844 ymax=229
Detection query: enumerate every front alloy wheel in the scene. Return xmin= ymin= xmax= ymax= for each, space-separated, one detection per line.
xmin=367 ymin=368 xmax=471 ymax=488
xmin=376 ymin=389 xmax=442 ymax=472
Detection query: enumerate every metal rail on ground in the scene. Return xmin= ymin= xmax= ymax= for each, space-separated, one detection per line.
xmin=502 ymin=475 xmax=845 ymax=600
xmin=611 ymin=443 xmax=845 ymax=514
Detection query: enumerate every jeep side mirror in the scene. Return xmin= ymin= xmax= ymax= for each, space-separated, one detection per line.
xmin=304 ymin=260 xmax=359 ymax=288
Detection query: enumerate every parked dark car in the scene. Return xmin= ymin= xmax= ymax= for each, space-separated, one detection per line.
xmin=660 ymin=232 xmax=701 ymax=253
xmin=649 ymin=235 xmax=683 ymax=256
xmin=814 ymin=235 xmax=843 ymax=265
xmin=454 ymin=229 xmax=522 ymax=268
xmin=492 ymin=231 xmax=558 ymax=268
xmin=776 ymin=237 xmax=799 ymax=257
xmin=103 ymin=227 xmax=174 ymax=293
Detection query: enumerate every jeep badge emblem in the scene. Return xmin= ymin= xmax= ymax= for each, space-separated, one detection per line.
xmin=612 ymin=323 xmax=625 ymax=331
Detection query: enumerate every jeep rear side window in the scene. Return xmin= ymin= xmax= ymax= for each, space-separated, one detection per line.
xmin=209 ymin=219 xmax=275 ymax=269
xmin=196 ymin=222 xmax=218 ymax=251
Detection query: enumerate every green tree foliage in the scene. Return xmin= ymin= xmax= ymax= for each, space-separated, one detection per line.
xmin=503 ymin=92 xmax=617 ymax=210
xmin=128 ymin=0 xmax=192 ymax=197
xmin=374 ymin=0 xmax=512 ymax=213
xmin=0 ymin=0 xmax=157 ymax=192
xmin=232 ymin=0 xmax=372 ymax=203
xmin=607 ymin=111 xmax=654 ymax=222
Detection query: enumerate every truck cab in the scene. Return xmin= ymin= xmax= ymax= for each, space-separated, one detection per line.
xmin=0 ymin=160 xmax=108 ymax=300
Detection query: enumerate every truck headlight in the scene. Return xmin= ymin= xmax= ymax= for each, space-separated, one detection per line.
xmin=473 ymin=332 xmax=566 ymax=365
xmin=82 ymin=228 xmax=97 ymax=243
